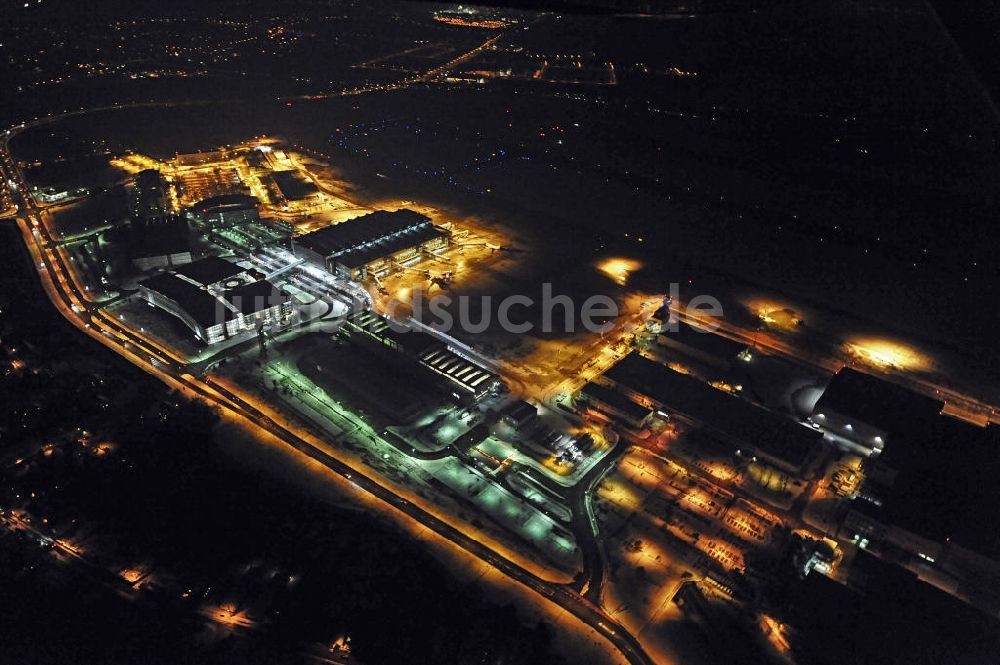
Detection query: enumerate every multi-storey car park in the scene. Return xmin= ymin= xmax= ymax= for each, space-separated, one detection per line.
xmin=338 ymin=309 xmax=501 ymax=402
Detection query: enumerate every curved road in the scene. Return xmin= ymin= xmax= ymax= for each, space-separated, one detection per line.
xmin=0 ymin=109 xmax=655 ymax=665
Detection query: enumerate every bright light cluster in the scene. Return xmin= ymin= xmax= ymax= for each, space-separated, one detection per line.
xmin=746 ymin=298 xmax=802 ymax=332
xmin=597 ymin=257 xmax=642 ymax=286
xmin=844 ymin=337 xmax=931 ymax=371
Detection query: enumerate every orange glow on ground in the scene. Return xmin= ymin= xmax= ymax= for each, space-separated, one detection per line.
xmin=597 ymin=257 xmax=642 ymax=285
xmin=760 ymin=614 xmax=791 ymax=654
xmin=206 ymin=602 xmax=254 ymax=627
xmin=746 ymin=299 xmax=803 ymax=332
xmin=705 ymin=463 xmax=734 ymax=482
xmin=844 ymin=337 xmax=931 ymax=371
xmin=120 ymin=568 xmax=144 ymax=584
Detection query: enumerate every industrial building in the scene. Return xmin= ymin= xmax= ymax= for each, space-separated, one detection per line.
xmin=494 ymin=398 xmax=591 ymax=462
xmin=243 ymin=148 xmax=270 ymax=172
xmin=809 ymin=367 xmax=944 ymax=454
xmin=501 ymin=400 xmax=538 ymax=430
xmin=137 ymin=256 xmax=290 ymax=344
xmin=599 ymin=352 xmax=822 ymax=475
xmin=269 ymin=170 xmax=319 ymax=202
xmin=189 ymin=194 xmax=261 ymax=227
xmin=840 ymin=409 xmax=1000 ymax=590
xmin=124 ymin=214 xmax=192 ymax=271
xmin=810 ymin=370 xmax=1000 ymax=616
xmin=293 ymin=209 xmax=450 ymax=282
xmin=170 ymin=254 xmax=247 ymax=289
xmin=338 ymin=310 xmax=499 ymax=402
xmin=778 ymin=549 xmax=1000 ymax=663
xmin=654 ymin=318 xmax=750 ymax=370
xmin=578 ymin=381 xmax=652 ymax=428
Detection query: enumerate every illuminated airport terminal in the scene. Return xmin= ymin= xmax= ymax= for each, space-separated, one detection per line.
xmin=293 ymin=209 xmax=450 ymax=282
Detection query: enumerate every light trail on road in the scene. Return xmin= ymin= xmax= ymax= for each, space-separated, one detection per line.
xmin=0 ymin=111 xmax=656 ymax=665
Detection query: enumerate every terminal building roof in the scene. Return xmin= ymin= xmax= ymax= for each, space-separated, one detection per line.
xmin=295 ymin=209 xmax=442 ymax=262
xmin=335 ymin=224 xmax=445 ymax=269
xmin=604 ymin=352 xmax=821 ymax=470
xmin=191 ymin=193 xmax=259 ymax=213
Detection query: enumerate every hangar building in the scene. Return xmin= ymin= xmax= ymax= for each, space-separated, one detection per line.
xmin=137 ymin=256 xmax=290 ymax=344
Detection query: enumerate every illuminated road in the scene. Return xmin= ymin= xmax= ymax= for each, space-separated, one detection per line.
xmin=413 ymin=34 xmax=504 ymax=83
xmin=287 ymin=31 xmax=505 ymax=100
xmin=567 ymin=436 xmax=628 ymax=605
xmin=0 ymin=128 xmax=656 ymax=665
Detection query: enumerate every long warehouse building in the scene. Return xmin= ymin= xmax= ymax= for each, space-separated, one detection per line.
xmin=598 ymin=352 xmax=823 ymax=476
xmin=293 ymin=209 xmax=450 ymax=281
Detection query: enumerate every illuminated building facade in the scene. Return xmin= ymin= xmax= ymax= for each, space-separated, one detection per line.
xmin=293 ymin=209 xmax=450 ymax=282
xmin=138 ymin=257 xmax=291 ymax=344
